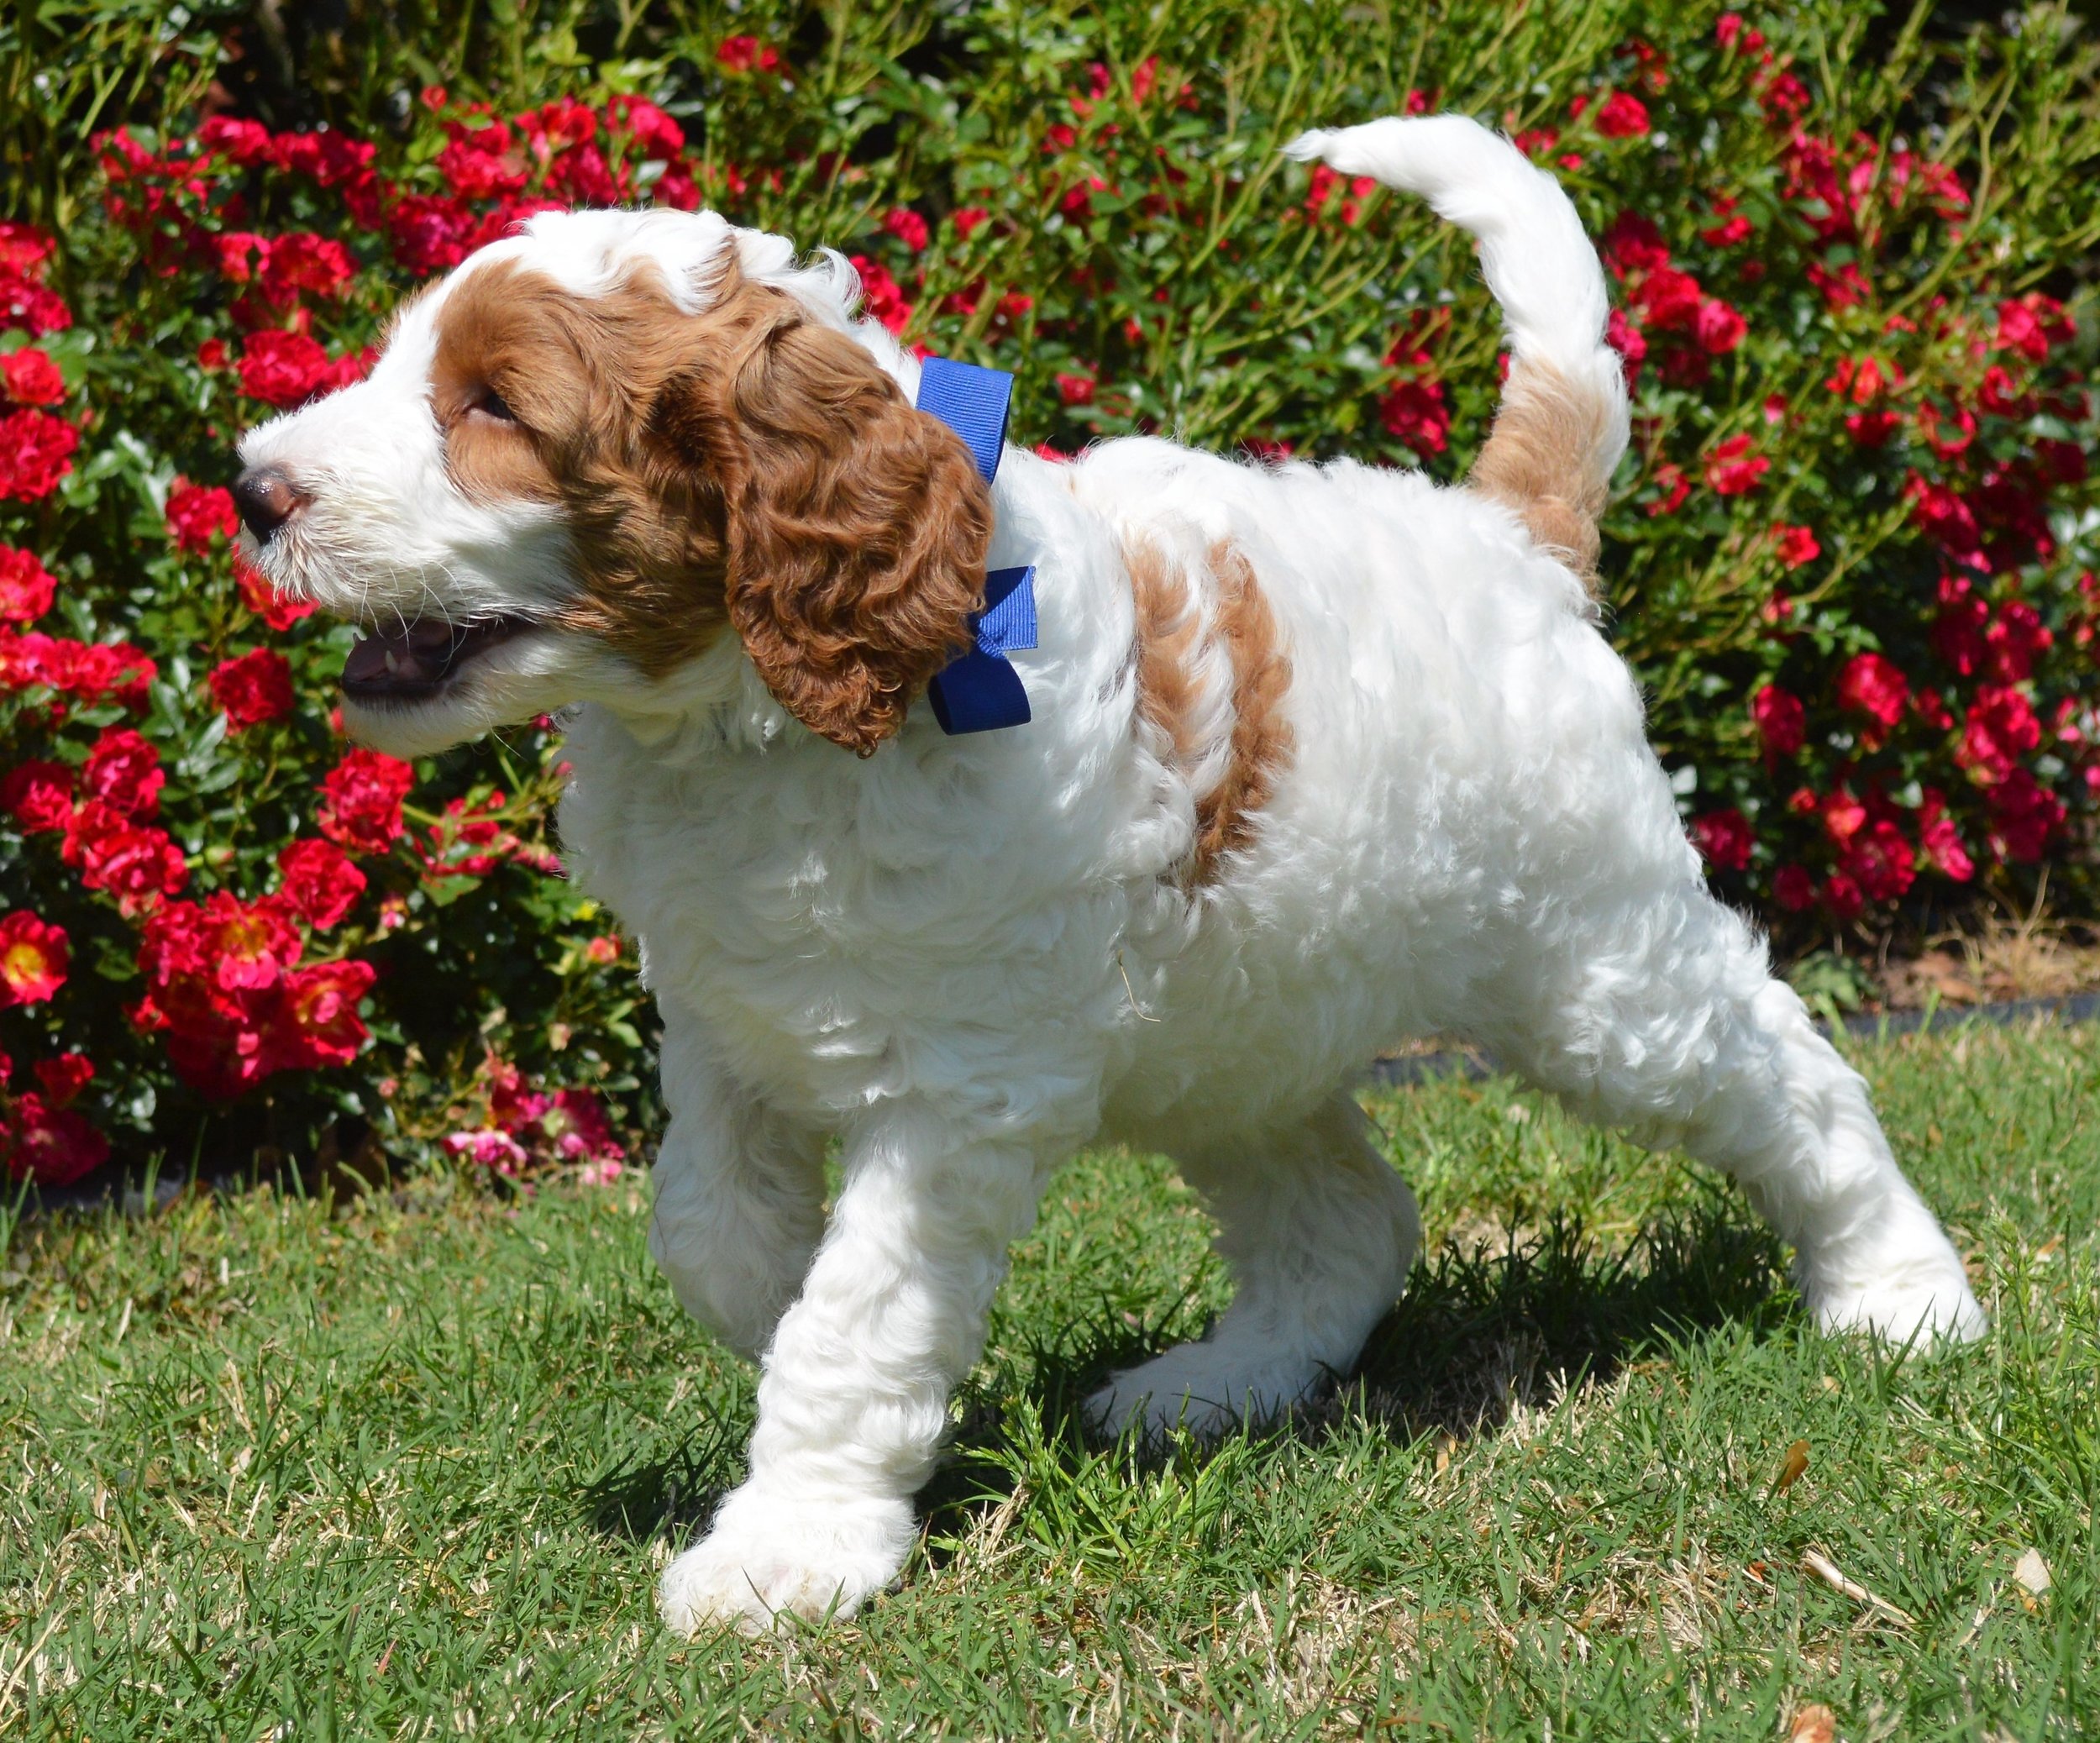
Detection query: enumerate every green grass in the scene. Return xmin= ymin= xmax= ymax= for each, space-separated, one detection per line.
xmin=3 ymin=1021 xmax=2095 ymax=1739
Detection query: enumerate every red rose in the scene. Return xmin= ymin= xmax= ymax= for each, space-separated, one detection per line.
xmin=849 ymin=257 xmax=911 ymax=335
xmin=547 ymin=141 xmax=624 ymax=205
xmin=1932 ymin=575 xmax=1987 ymax=675
xmin=1773 ymin=526 xmax=1820 ymax=570
xmin=1816 ymin=789 xmax=1867 ymax=851
xmin=318 ymin=748 xmax=416 ymax=855
xmin=1716 ymin=14 xmax=1765 ymax=53
xmin=1986 ymin=769 xmax=2064 ymax=863
xmin=1994 ymin=294 xmax=2071 ymax=364
xmin=0 ymin=543 xmax=55 ymax=621
xmin=75 ymin=818 xmax=186 ymax=915
xmin=1593 ymin=92 xmax=1651 ymax=138
xmin=209 ymin=647 xmax=295 ymax=731
xmin=0 ymin=272 xmax=70 ymax=336
xmin=201 ymin=891 xmax=302 ymax=992
xmin=239 ymin=329 xmax=333 ymax=408
xmin=138 ymin=897 xmax=213 ymax=987
xmin=1634 ymin=266 xmax=1703 ymax=332
xmin=0 ymin=407 xmax=80 ymax=501
xmin=278 ymin=837 xmax=367 ymax=930
xmin=1772 ymin=865 xmax=1815 ymax=911
xmin=1751 ymin=685 xmax=1805 ymax=758
xmin=1956 ymin=685 xmax=2041 ymax=785
xmin=606 ymin=96 xmax=685 ymax=160
xmin=270 ymin=130 xmax=378 ymax=190
xmin=1917 ymin=791 xmax=1974 ymax=882
xmin=882 ymin=207 xmax=930 ymax=253
xmin=1983 ymin=601 xmax=2052 ymax=685
xmin=0 ymin=222 xmax=55 ymax=277
xmin=1690 ymin=808 xmax=1755 ymax=871
xmin=3 ymin=1095 xmax=109 ymax=1187
xmin=0 ymin=759 xmax=71 ymax=832
xmin=1378 ymin=377 xmax=1451 ymax=455
xmin=654 ymin=164 xmax=701 ymax=211
xmin=82 ymin=726 xmax=163 ymax=818
xmin=388 ymin=193 xmax=475 ymax=276
xmin=1845 ymin=411 xmax=1901 ymax=447
xmin=213 ymin=232 xmax=264 ymax=284
xmin=67 ymin=640 xmax=156 ymax=708
xmin=197 ymin=115 xmax=274 ymax=166
xmin=33 ymin=1053 xmax=93 ymax=1107
xmin=155 ymin=984 xmax=270 ymax=1101
xmin=437 ymin=123 xmax=529 ymax=200
xmin=1 ymin=348 xmax=65 ymax=406
xmin=1644 ymin=460 xmax=1690 ymax=517
xmin=716 ymin=34 xmax=780 ymax=74
xmin=273 ymin=958 xmax=378 ymax=1070
xmin=1820 ymin=873 xmax=1865 ymax=923
xmin=0 ymin=910 xmax=68 ymax=1006
xmin=953 ymin=207 xmax=990 ymax=239
xmin=165 ymin=480 xmax=241 ymax=554
xmin=551 ymin=1085 xmax=624 ymax=1162
xmin=1839 ymin=818 xmax=1915 ymax=903
xmin=1704 ymin=433 xmax=1769 ymax=496
xmin=259 ymin=232 xmax=357 ymax=302
xmin=235 ymin=554 xmax=317 ymax=629
xmin=1694 ymin=298 xmax=1747 ymax=354
xmin=1908 ymin=476 xmax=1981 ymax=559
xmin=1835 ymin=652 xmax=1908 ymax=732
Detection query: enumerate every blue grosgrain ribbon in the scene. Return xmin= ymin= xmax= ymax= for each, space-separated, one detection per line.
xmin=916 ymin=356 xmax=1036 ymax=734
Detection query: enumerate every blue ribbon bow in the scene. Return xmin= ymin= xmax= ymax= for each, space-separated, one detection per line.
xmin=916 ymin=356 xmax=1037 ymax=735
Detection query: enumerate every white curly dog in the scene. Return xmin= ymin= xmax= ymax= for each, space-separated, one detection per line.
xmin=235 ymin=113 xmax=1985 ymax=1634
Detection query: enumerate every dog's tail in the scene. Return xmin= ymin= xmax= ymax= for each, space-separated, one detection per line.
xmin=1284 ymin=114 xmax=1628 ymax=593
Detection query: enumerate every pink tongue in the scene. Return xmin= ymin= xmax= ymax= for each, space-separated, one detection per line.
xmin=343 ymin=622 xmax=460 ymax=690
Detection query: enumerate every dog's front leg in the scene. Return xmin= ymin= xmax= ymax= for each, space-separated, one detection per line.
xmin=658 ymin=1101 xmax=1053 ymax=1635
xmin=647 ymin=1003 xmax=827 ymax=1361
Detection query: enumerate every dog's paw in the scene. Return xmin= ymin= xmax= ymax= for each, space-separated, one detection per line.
xmin=658 ymin=1485 xmax=914 ymax=1636
xmin=1812 ymin=1270 xmax=1987 ymax=1347
xmin=1805 ymin=1218 xmax=1987 ymax=1350
xmin=1085 ymin=1343 xmax=1316 ymax=1444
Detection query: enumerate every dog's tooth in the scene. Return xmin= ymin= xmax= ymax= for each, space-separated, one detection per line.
xmin=384 ymin=648 xmax=399 ymax=675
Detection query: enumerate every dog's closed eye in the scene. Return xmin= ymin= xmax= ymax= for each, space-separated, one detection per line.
xmin=467 ymin=386 xmax=518 ymax=425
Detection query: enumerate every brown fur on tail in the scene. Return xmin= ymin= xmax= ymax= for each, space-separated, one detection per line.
xmin=1469 ymin=360 xmax=1617 ymax=596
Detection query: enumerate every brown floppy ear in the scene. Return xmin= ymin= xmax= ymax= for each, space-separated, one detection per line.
xmin=657 ymin=289 xmax=992 ymax=755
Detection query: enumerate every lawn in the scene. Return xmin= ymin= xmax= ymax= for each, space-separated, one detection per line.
xmin=3 ymin=1018 xmax=2094 ymax=1740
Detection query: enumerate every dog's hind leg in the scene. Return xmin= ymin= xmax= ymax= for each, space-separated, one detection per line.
xmin=1086 ymin=1090 xmax=1421 ymax=1441
xmin=648 ymin=1003 xmax=827 ymax=1362
xmin=1483 ymin=880 xmax=1986 ymax=1347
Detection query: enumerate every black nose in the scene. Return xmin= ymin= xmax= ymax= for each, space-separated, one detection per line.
xmin=232 ymin=465 xmax=308 ymax=540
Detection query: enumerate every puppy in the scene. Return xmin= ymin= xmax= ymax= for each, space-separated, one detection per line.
xmin=235 ymin=114 xmax=1985 ymax=1633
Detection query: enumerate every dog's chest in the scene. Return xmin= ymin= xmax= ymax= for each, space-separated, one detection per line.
xmin=555 ymin=706 xmax=1142 ymax=1117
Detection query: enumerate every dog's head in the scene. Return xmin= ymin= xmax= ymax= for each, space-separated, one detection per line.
xmin=235 ymin=209 xmax=990 ymax=757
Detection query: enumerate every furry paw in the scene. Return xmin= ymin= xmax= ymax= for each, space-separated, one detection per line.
xmin=1085 ymin=1343 xmax=1320 ymax=1444
xmin=1812 ymin=1270 xmax=1988 ymax=1347
xmin=1805 ymin=1216 xmax=1987 ymax=1349
xmin=658 ymin=1485 xmax=915 ymax=1635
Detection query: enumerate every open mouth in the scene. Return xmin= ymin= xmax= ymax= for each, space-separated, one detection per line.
xmin=341 ymin=617 xmax=533 ymax=702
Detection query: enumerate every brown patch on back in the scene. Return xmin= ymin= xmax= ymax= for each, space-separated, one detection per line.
xmin=1199 ymin=540 xmax=1294 ymax=879
xmin=1127 ymin=537 xmax=1206 ymax=771
xmin=428 ymin=255 xmax=990 ymax=753
xmin=1468 ymin=359 xmax=1615 ymax=594
xmin=1126 ymin=535 xmax=1294 ymax=890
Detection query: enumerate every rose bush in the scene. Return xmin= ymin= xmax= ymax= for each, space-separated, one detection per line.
xmin=2 ymin=0 xmax=2095 ymax=1185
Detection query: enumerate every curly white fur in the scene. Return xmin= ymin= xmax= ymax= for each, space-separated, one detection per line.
xmin=237 ymin=114 xmax=1985 ymax=1636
